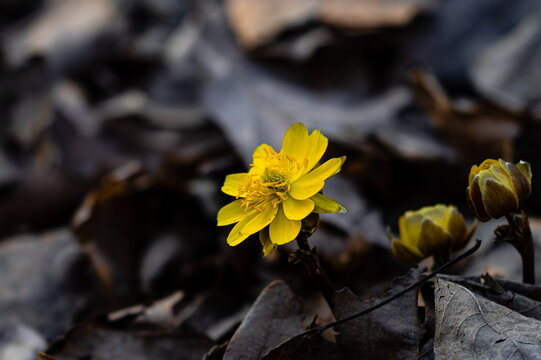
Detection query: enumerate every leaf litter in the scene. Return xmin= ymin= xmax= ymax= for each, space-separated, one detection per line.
xmin=1 ymin=0 xmax=541 ymax=359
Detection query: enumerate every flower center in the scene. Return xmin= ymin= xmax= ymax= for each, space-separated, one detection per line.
xmin=238 ymin=149 xmax=305 ymax=212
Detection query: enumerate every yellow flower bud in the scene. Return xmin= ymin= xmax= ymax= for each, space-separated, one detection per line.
xmin=467 ymin=159 xmax=532 ymax=222
xmin=389 ymin=204 xmax=477 ymax=264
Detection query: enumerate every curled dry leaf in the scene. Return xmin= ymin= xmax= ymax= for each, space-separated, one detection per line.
xmin=434 ymin=277 xmax=541 ymax=359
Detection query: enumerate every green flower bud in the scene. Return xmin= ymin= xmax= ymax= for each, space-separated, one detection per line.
xmin=467 ymin=159 xmax=532 ymax=222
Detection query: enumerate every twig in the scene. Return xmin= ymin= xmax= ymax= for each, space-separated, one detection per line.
xmin=316 ymin=239 xmax=482 ymax=333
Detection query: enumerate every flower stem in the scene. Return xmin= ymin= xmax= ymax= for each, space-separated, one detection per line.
xmin=499 ymin=211 xmax=535 ymax=284
xmin=433 ymin=253 xmax=451 ymax=273
xmin=294 ymin=232 xmax=335 ymax=306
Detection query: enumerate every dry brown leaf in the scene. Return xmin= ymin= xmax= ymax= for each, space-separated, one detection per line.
xmin=223 ymin=280 xmax=305 ymax=360
xmin=226 ymin=0 xmax=435 ymax=50
xmin=261 ymin=330 xmax=343 ymax=360
xmin=226 ymin=0 xmax=319 ymax=50
xmin=46 ymin=320 xmax=213 ymax=360
xmin=410 ymin=68 xmax=522 ymax=163
xmin=319 ymin=0 xmax=434 ymax=30
xmin=332 ymin=266 xmax=424 ymax=359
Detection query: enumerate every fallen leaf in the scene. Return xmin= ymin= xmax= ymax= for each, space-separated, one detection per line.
xmin=410 ymin=68 xmax=521 ymax=163
xmin=223 ymin=280 xmax=305 ymax=360
xmin=471 ymin=14 xmax=541 ymax=117
xmin=204 ymin=342 xmax=228 ymax=360
xmin=4 ymin=0 xmax=118 ymax=66
xmin=332 ymin=266 xmax=424 ymax=359
xmin=226 ymin=0 xmax=319 ymax=50
xmin=46 ymin=320 xmax=214 ymax=360
xmin=488 ymin=277 xmax=541 ymax=303
xmin=261 ymin=329 xmax=343 ymax=360
xmin=437 ymin=274 xmax=541 ymax=321
xmin=319 ymin=0 xmax=434 ymax=30
xmin=226 ymin=0 xmax=435 ymax=51
xmin=71 ymin=163 xmax=157 ymax=299
xmin=434 ymin=277 xmax=541 ymax=359
xmin=0 ymin=323 xmax=47 ymax=360
xmin=38 ymin=353 xmax=59 ymax=360
xmin=0 ymin=229 xmax=98 ymax=340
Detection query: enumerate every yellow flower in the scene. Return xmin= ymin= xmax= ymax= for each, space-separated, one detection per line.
xmin=217 ymin=123 xmax=346 ymax=256
xmin=389 ymin=204 xmax=476 ymax=264
xmin=467 ymin=159 xmax=532 ymax=222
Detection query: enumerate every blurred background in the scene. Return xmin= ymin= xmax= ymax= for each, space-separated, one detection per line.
xmin=0 ymin=0 xmax=540 ymax=358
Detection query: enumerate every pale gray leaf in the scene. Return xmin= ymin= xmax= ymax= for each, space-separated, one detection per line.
xmin=437 ymin=274 xmax=541 ymax=321
xmin=435 ymin=278 xmax=541 ymax=360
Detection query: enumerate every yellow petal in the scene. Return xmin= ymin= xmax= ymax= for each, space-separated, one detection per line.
xmin=217 ymin=200 xmax=248 ymax=226
xmin=259 ymin=227 xmax=277 ymax=257
xmin=222 ymin=173 xmax=249 ymax=197
xmin=444 ymin=206 xmax=467 ymax=244
xmin=251 ymin=143 xmax=276 ymax=172
xmin=516 ymin=160 xmax=532 ymax=182
xmin=391 ymin=239 xmax=425 ymax=264
xmin=281 ymin=123 xmax=309 ymax=160
xmin=226 ymin=211 xmax=258 ymax=246
xmin=289 ymin=157 xmax=345 ymax=200
xmin=467 ymin=176 xmax=490 ymax=222
xmin=469 ymin=159 xmax=499 ymax=185
xmin=241 ymin=204 xmax=278 ymax=235
xmin=452 ymin=220 xmax=477 ymax=252
xmin=283 ymin=197 xmax=314 ymax=220
xmin=478 ymin=170 xmax=510 ymax=195
xmin=481 ymin=177 xmax=519 ymax=218
xmin=468 ymin=164 xmax=479 ymax=186
xmin=288 ymin=180 xmax=324 ymax=200
xmin=417 ymin=217 xmax=451 ymax=256
xmin=311 ymin=193 xmax=346 ymax=213
xmin=305 ymin=130 xmax=328 ymax=173
xmin=398 ymin=212 xmax=422 ymax=247
xmin=477 ymin=159 xmax=500 ymax=172
xmin=418 ymin=204 xmax=447 ymax=228
xmin=489 ymin=164 xmax=512 ymax=189
xmin=500 ymin=160 xmax=532 ymax=204
xmin=269 ymin=205 xmax=301 ymax=245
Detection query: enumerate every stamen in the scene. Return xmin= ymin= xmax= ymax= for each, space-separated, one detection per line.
xmin=237 ymin=149 xmax=306 ymax=212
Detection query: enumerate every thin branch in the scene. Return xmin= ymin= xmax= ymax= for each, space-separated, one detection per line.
xmin=317 ymin=239 xmax=482 ymax=333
